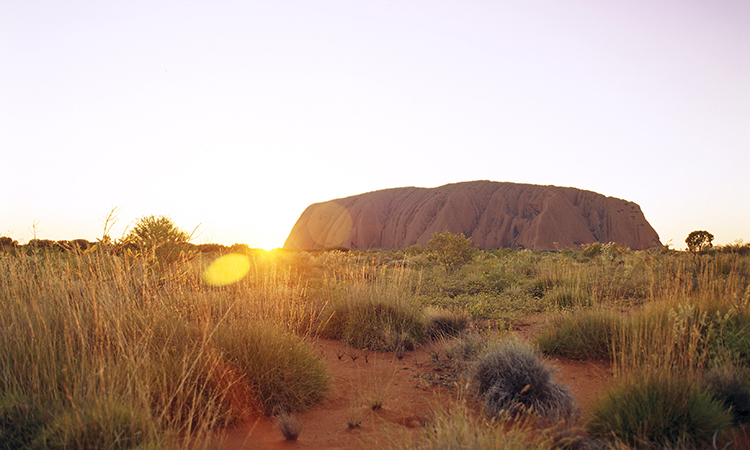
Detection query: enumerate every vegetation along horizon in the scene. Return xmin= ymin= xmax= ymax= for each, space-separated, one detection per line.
xmin=1 ymin=213 xmax=748 ymax=449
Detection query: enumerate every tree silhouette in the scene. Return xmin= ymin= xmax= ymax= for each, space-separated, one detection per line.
xmin=685 ymin=230 xmax=714 ymax=253
xmin=127 ymin=215 xmax=190 ymax=249
xmin=125 ymin=215 xmax=196 ymax=267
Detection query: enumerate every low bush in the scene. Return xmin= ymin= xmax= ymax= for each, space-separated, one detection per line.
xmin=587 ymin=372 xmax=732 ymax=448
xmin=471 ymin=339 xmax=576 ymax=420
xmin=534 ymin=310 xmax=621 ymax=360
xmin=425 ymin=231 xmax=477 ymax=274
xmin=580 ymin=242 xmax=603 ymax=260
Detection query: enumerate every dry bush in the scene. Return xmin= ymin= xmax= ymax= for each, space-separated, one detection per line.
xmin=471 ymin=339 xmax=576 ymax=421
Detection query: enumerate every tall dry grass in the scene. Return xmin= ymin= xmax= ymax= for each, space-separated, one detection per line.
xmin=613 ymin=253 xmax=750 ymax=377
xmin=0 ymin=249 xmax=330 ymax=448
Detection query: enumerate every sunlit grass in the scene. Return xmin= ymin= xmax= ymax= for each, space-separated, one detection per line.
xmin=1 ymin=240 xmax=749 ymax=447
xmin=0 ymin=250 xmax=330 ymax=448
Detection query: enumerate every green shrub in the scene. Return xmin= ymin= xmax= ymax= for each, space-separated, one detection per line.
xmin=706 ymin=310 xmax=750 ymax=368
xmin=616 ymin=302 xmax=750 ymax=376
xmin=124 ymin=215 xmax=196 ymax=267
xmin=426 ymin=231 xmax=477 ymax=274
xmin=587 ymin=373 xmax=732 ymax=448
xmin=424 ymin=291 xmax=545 ymax=326
xmin=471 ymin=339 xmax=576 ymax=420
xmin=465 ymin=269 xmax=516 ymax=296
xmin=534 ymin=310 xmax=621 ymax=360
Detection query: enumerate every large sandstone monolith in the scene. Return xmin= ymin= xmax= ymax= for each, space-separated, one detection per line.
xmin=283 ymin=181 xmax=662 ymax=251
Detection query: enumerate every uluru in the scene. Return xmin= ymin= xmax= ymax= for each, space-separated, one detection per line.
xmin=283 ymin=181 xmax=662 ymax=251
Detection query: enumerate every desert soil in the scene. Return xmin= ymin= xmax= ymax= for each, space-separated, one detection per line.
xmin=213 ymin=329 xmax=614 ymax=449
xmin=212 ymin=314 xmax=750 ymax=450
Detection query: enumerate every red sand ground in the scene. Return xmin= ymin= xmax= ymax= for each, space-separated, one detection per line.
xmin=213 ymin=338 xmax=615 ymax=450
xmin=211 ymin=314 xmax=750 ymax=449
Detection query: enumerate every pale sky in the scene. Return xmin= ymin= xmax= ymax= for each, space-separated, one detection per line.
xmin=2 ymin=1 xmax=748 ymax=250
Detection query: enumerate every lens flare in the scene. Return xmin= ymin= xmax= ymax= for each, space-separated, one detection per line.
xmin=201 ymin=253 xmax=251 ymax=286
xmin=306 ymin=201 xmax=353 ymax=247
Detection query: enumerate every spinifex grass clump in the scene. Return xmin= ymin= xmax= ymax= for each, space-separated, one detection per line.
xmin=534 ymin=309 xmax=621 ymax=360
xmin=471 ymin=339 xmax=576 ymax=421
xmin=614 ymin=299 xmax=750 ymax=378
xmin=212 ymin=320 xmax=331 ymax=414
xmin=322 ymin=265 xmax=426 ymax=351
xmin=587 ymin=372 xmax=732 ymax=449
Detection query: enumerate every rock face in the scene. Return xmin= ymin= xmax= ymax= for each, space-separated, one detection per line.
xmin=283 ymin=181 xmax=662 ymax=251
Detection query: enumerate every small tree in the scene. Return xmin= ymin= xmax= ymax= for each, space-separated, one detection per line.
xmin=426 ymin=231 xmax=476 ymax=274
xmin=127 ymin=215 xmax=191 ymax=249
xmin=125 ymin=215 xmax=195 ymax=266
xmin=686 ymin=230 xmax=714 ymax=253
